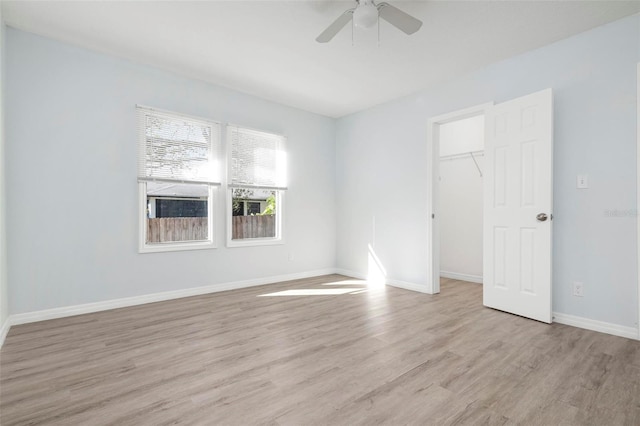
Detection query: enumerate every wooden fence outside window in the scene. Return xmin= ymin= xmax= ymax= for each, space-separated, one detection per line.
xmin=147 ymin=215 xmax=275 ymax=243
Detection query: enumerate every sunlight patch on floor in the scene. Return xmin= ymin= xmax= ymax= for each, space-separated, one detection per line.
xmin=257 ymin=288 xmax=365 ymax=297
xmin=322 ymin=280 xmax=367 ymax=286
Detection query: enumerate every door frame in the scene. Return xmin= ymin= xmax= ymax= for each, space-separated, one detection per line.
xmin=637 ymin=63 xmax=640 ymax=340
xmin=426 ymin=102 xmax=492 ymax=294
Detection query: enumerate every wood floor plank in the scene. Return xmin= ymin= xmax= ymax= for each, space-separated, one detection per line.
xmin=2 ymin=274 xmax=640 ymax=425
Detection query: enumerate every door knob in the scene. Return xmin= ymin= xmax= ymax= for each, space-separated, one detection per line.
xmin=536 ymin=213 xmax=548 ymax=222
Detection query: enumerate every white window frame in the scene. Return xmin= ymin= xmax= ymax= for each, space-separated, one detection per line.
xmin=226 ymin=189 xmax=285 ymax=247
xmin=226 ymin=125 xmax=287 ymax=248
xmin=137 ymin=106 xmax=221 ymax=253
xmin=139 ymin=183 xmax=217 ymax=253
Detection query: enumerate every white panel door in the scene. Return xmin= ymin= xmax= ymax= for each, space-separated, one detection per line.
xmin=483 ymin=89 xmax=553 ymax=323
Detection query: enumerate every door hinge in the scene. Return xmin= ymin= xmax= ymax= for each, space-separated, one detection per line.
xmin=432 ymin=214 xmax=435 ymax=219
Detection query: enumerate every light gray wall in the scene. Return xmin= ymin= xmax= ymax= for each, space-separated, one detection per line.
xmin=6 ymin=28 xmax=336 ymax=315
xmin=0 ymin=9 xmax=8 ymax=329
xmin=336 ymin=14 xmax=640 ymax=328
xmin=439 ymin=156 xmax=483 ymax=279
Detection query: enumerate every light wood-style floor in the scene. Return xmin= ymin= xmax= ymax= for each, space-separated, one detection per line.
xmin=1 ymin=275 xmax=640 ymax=425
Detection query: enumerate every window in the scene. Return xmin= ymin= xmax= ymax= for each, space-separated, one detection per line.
xmin=138 ymin=106 xmax=221 ymax=253
xmin=227 ymin=125 xmax=286 ymax=246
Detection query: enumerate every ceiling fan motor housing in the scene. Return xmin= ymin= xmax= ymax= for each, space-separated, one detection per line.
xmin=354 ymin=0 xmax=379 ymax=29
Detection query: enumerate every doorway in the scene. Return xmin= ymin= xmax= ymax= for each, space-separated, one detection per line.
xmin=427 ymin=90 xmax=554 ymax=324
xmin=427 ymin=103 xmax=491 ymax=294
xmin=438 ymin=115 xmax=485 ymax=286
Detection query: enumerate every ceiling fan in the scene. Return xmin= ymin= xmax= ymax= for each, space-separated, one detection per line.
xmin=316 ymin=0 xmax=422 ymax=43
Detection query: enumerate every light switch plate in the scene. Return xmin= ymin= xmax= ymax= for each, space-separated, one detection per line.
xmin=577 ymin=174 xmax=588 ymax=189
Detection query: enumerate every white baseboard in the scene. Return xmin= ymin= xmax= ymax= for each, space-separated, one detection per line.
xmin=334 ymin=268 xmax=430 ymax=294
xmin=553 ymin=312 xmax=638 ymax=340
xmin=9 ymin=268 xmax=336 ymax=327
xmin=0 ymin=317 xmax=10 ymax=348
xmin=440 ymin=271 xmax=483 ymax=284
xmin=386 ymin=279 xmax=430 ymax=294
xmin=334 ymin=268 xmax=366 ymax=280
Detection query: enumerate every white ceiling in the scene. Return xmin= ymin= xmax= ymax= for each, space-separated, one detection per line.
xmin=3 ymin=1 xmax=639 ymax=118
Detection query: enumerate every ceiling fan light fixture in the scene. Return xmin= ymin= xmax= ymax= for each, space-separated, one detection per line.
xmin=315 ymin=0 xmax=422 ymax=43
xmin=353 ymin=1 xmax=378 ymax=29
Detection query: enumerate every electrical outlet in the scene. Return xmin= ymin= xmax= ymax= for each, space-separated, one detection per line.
xmin=572 ymin=282 xmax=584 ymax=297
xmin=288 ymin=253 xmax=294 ymax=261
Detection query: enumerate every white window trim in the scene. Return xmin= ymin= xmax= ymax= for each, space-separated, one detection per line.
xmin=226 ymin=188 xmax=285 ymax=248
xmin=137 ymin=106 xmax=221 ymax=253
xmin=139 ymin=182 xmax=218 ymax=253
xmin=225 ymin=124 xmax=287 ymax=248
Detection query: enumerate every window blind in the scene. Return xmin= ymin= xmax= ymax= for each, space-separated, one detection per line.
xmin=137 ymin=106 xmax=221 ymax=185
xmin=228 ymin=126 xmax=287 ymax=190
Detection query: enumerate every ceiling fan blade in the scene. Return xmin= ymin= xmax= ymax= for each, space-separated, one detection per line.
xmin=316 ymin=9 xmax=354 ymax=43
xmin=377 ymin=2 xmax=422 ymax=35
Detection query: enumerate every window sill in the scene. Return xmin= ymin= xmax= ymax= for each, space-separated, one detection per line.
xmin=139 ymin=240 xmax=217 ymax=254
xmin=226 ymin=237 xmax=284 ymax=248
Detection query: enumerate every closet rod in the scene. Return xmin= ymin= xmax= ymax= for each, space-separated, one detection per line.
xmin=439 ymin=150 xmax=484 ymax=177
xmin=439 ymin=150 xmax=484 ymax=161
